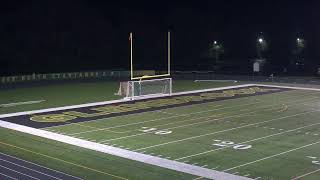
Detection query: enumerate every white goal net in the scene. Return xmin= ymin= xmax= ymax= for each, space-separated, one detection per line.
xmin=116 ymin=78 xmax=172 ymax=100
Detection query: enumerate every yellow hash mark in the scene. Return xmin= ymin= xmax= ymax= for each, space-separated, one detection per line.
xmin=277 ymin=104 xmax=288 ymax=112
xmin=0 ymin=141 xmax=128 ymax=180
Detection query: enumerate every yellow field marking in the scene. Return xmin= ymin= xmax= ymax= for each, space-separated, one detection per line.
xmin=0 ymin=141 xmax=128 ymax=180
xmin=277 ymin=104 xmax=288 ymax=112
xmin=292 ymin=168 xmax=320 ymax=180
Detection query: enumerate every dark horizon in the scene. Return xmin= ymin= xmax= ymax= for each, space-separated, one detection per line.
xmin=1 ymin=0 xmax=320 ymax=76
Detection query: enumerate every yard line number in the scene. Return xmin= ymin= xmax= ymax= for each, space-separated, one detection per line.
xmin=306 ymin=156 xmax=320 ymax=165
xmin=212 ymin=139 xmax=252 ymax=150
xmin=139 ymin=127 xmax=172 ymax=135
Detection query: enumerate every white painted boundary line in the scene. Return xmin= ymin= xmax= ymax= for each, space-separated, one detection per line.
xmin=0 ymin=100 xmax=45 ymax=108
xmin=1 ymin=83 xmax=319 ymax=119
xmin=0 ymin=120 xmax=252 ymax=180
xmin=252 ymin=84 xmax=320 ymax=92
xmin=0 ymin=84 xmax=255 ymax=118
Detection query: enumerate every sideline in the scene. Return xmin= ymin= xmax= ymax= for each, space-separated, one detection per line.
xmin=0 ymin=84 xmax=255 ymax=118
xmin=0 ymin=120 xmax=251 ymax=180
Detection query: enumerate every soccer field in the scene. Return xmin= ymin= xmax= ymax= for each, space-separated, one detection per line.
xmin=2 ymin=84 xmax=320 ymax=179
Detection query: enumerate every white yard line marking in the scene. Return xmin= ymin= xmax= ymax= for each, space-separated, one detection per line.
xmin=68 ymin=101 xmax=261 ymax=136
xmin=98 ymin=96 xmax=319 ymax=143
xmin=0 ymin=164 xmax=40 ymax=180
xmin=175 ymin=122 xmax=320 ymax=160
xmin=45 ymin=87 xmax=317 ymax=133
xmin=0 ymin=158 xmax=62 ymax=180
xmin=292 ymin=168 xmax=320 ymax=180
xmin=306 ymin=156 xmax=317 ymax=159
xmin=0 ymin=172 xmax=18 ymax=180
xmin=134 ymin=110 xmax=318 ymax=151
xmin=0 ymin=100 xmax=45 ymax=108
xmin=0 ymin=84 xmax=256 ymax=118
xmin=0 ymin=121 xmax=252 ymax=180
xmin=223 ymin=140 xmax=320 ymax=172
xmin=75 ymin=124 xmax=128 ymax=134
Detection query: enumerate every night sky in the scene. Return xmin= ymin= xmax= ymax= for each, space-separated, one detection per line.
xmin=1 ymin=0 xmax=320 ymax=76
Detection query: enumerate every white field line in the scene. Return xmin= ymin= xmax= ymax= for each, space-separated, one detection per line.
xmin=0 ymin=172 xmax=18 ymax=180
xmin=65 ymin=90 xmax=320 ymax=136
xmin=0 ymin=158 xmax=62 ymax=180
xmin=0 ymin=84 xmax=256 ymax=118
xmin=48 ymin=88 xmax=308 ymax=130
xmin=0 ymin=100 xmax=45 ymax=108
xmin=253 ymin=84 xmax=320 ymax=92
xmin=292 ymin=168 xmax=320 ymax=180
xmin=223 ymin=140 xmax=320 ymax=172
xmin=133 ymin=109 xmax=319 ymax=151
xmin=72 ymin=90 xmax=317 ymax=136
xmin=0 ymin=153 xmax=80 ymax=179
xmin=0 ymin=164 xmax=40 ymax=180
xmin=100 ymin=97 xmax=320 ymax=143
xmin=68 ymin=101 xmax=261 ymax=136
xmin=43 ymin=87 xmax=314 ymax=132
xmin=175 ymin=121 xmax=320 ymax=160
xmin=75 ymin=124 xmax=127 ymax=134
xmin=0 ymin=120 xmax=252 ymax=180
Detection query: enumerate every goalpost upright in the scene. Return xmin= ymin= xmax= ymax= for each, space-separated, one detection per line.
xmin=129 ymin=31 xmax=171 ymax=80
xmin=120 ymin=31 xmax=172 ymax=100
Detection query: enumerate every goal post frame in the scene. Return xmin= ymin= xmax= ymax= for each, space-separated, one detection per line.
xmin=126 ymin=77 xmax=172 ymax=100
xmin=129 ymin=31 xmax=171 ymax=80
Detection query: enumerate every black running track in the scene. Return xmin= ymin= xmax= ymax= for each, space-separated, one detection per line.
xmin=0 ymin=152 xmax=82 ymax=180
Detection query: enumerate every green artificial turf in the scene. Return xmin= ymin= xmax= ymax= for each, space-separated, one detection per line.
xmin=43 ymin=89 xmax=320 ymax=179
xmin=0 ymin=127 xmax=197 ymax=180
xmin=0 ymin=80 xmax=238 ymax=114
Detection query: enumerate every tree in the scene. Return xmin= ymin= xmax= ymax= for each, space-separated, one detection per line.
xmin=292 ymin=38 xmax=306 ymax=64
xmin=256 ymin=35 xmax=268 ymax=60
xmin=208 ymin=41 xmax=224 ymax=65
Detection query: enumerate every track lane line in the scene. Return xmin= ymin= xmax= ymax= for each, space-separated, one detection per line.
xmin=0 ymin=172 xmax=18 ymax=180
xmin=0 ymin=158 xmax=63 ymax=180
xmin=0 ymin=142 xmax=128 ymax=180
xmin=0 ymin=164 xmax=40 ymax=180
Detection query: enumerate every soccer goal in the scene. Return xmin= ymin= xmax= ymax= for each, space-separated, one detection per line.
xmin=117 ymin=77 xmax=172 ymax=100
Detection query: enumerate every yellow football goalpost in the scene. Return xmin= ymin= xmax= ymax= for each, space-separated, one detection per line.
xmin=129 ymin=31 xmax=171 ymax=80
xmin=115 ymin=31 xmax=172 ymax=99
